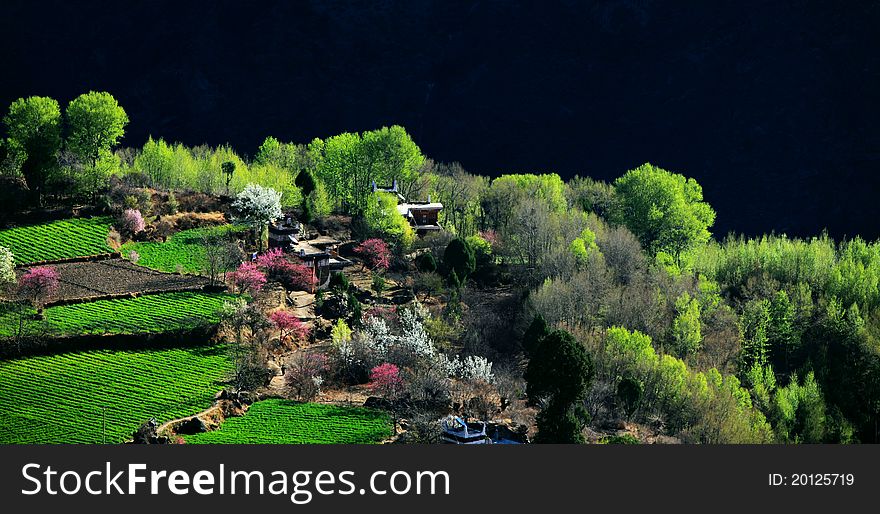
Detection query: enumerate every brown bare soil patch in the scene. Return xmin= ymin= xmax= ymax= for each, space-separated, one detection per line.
xmin=14 ymin=259 xmax=209 ymax=304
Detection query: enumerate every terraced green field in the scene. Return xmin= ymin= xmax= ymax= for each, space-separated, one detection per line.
xmin=183 ymin=399 xmax=393 ymax=444
xmin=0 ymin=291 xmax=235 ymax=337
xmin=121 ymin=225 xmax=242 ymax=274
xmin=0 ymin=217 xmax=114 ymax=264
xmin=0 ymin=346 xmax=232 ymax=443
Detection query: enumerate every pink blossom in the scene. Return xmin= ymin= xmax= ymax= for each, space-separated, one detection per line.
xmin=363 ymin=305 xmax=398 ymax=325
xmin=18 ymin=266 xmax=60 ymax=309
xmin=120 ymin=209 xmax=145 ymax=237
xmin=355 ymin=238 xmax=391 ymax=271
xmin=270 ymin=310 xmax=311 ymax=344
xmin=227 ymin=261 xmax=266 ymax=295
xmin=255 ymin=249 xmax=317 ymax=291
xmin=369 ymin=363 xmax=404 ymax=398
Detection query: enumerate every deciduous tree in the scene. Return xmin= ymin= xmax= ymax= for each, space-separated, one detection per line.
xmin=3 ymin=96 xmax=62 ymax=203
xmin=65 ymin=91 xmax=128 ymax=167
xmin=613 ymin=163 xmax=715 ymax=264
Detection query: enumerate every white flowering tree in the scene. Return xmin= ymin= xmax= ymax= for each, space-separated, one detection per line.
xmin=232 ymin=183 xmax=283 ymax=251
xmin=0 ymin=246 xmax=14 ymax=292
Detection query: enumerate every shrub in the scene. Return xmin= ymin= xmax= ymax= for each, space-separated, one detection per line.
xmin=285 ymin=352 xmax=329 ymax=401
xmin=120 ymin=209 xmax=145 ymax=238
xmin=331 ymin=319 xmax=353 ymax=346
xmin=415 ymin=252 xmax=437 ymax=273
xmin=165 ymin=192 xmax=179 ymax=215
xmin=329 ymin=272 xmax=350 ymax=292
xmin=371 ymin=273 xmax=387 ymax=297
xmin=355 ymin=238 xmax=391 ymax=271
xmin=443 ymin=238 xmax=475 ymax=282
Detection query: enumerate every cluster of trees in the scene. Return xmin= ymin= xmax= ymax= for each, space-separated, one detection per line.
xmin=407 ymin=160 xmax=877 ymax=444
xmin=2 ymin=92 xmax=128 ymax=204
xmin=6 ymin=94 xmax=879 ymax=444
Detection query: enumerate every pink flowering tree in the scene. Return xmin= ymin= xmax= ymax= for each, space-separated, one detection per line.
xmin=18 ymin=266 xmax=60 ymax=313
xmin=270 ymin=310 xmax=311 ymax=347
xmin=120 ymin=209 xmax=145 ymax=239
xmin=227 ymin=261 xmax=266 ymax=296
xmin=355 ymin=238 xmax=391 ymax=271
xmin=369 ymin=363 xmax=404 ymax=399
xmin=255 ymin=248 xmax=317 ymax=292
xmin=255 ymin=248 xmax=286 ymax=276
xmin=284 ymin=262 xmax=317 ymax=292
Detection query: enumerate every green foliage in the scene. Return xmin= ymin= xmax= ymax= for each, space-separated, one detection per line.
xmin=771 ymin=372 xmax=826 ymax=443
xmin=3 ymin=96 xmax=62 ymax=200
xmin=65 ymin=91 xmax=128 ymax=165
xmin=526 ymin=329 xmax=594 ymax=443
xmin=739 ymin=299 xmax=771 ymax=372
xmin=443 ymin=238 xmax=476 ymax=282
xmin=0 ymin=217 xmax=113 ymax=264
xmin=426 ymin=163 xmax=487 ymax=237
xmin=600 ymin=326 xmax=772 ymax=443
xmin=330 ymin=318 xmax=353 ymax=346
xmin=363 ymin=191 xmax=415 ymax=250
xmin=304 ymin=177 xmax=332 ymax=220
xmin=329 ymin=272 xmax=351 ymax=293
xmin=569 ymin=228 xmax=599 ymax=267
xmin=565 ymin=175 xmax=616 ymax=219
xmin=0 ymin=292 xmax=234 ymax=338
xmin=522 ymin=313 xmax=550 ymax=356
xmin=615 ymin=377 xmax=643 ymax=417
xmin=671 ymin=292 xmax=702 ymax=357
xmin=613 ymin=163 xmax=715 ymax=263
xmin=415 ymin=252 xmax=438 ymax=273
xmin=744 ymin=363 xmax=776 ymax=413
xmin=598 ymin=433 xmax=640 ymax=444
xmin=312 ymin=126 xmax=424 ymax=214
xmin=128 ymin=138 xmax=301 ymax=206
xmin=492 ymin=173 xmax=567 ymax=212
xmin=182 ymin=400 xmax=392 ymax=444
xmin=371 ymin=273 xmax=387 ymax=297
xmin=0 ymin=345 xmax=232 ymax=443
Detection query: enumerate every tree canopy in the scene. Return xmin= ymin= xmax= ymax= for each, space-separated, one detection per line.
xmin=65 ymin=91 xmax=128 ymax=166
xmin=3 ymin=96 xmax=62 ymax=202
xmin=613 ymin=163 xmax=715 ymax=263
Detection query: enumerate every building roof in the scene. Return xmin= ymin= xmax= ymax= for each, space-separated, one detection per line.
xmin=396 ymin=202 xmax=443 ymax=216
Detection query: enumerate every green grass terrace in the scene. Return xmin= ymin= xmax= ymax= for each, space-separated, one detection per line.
xmin=0 ymin=217 xmax=114 ymax=264
xmin=0 ymin=345 xmax=233 ymax=444
xmin=183 ymin=399 xmax=393 ymax=444
xmin=0 ymin=291 xmax=235 ymax=338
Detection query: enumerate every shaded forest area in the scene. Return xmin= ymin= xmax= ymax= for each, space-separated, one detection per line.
xmin=1 ymin=1 xmax=878 ymax=239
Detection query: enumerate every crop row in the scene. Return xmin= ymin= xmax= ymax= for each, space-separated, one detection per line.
xmin=183 ymin=399 xmax=392 ymax=444
xmin=0 ymin=217 xmax=114 ymax=264
xmin=0 ymin=345 xmax=233 ymax=443
xmin=0 ymin=291 xmax=235 ymax=338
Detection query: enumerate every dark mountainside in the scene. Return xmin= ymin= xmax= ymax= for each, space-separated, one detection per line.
xmin=1 ymin=0 xmax=878 ymax=239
